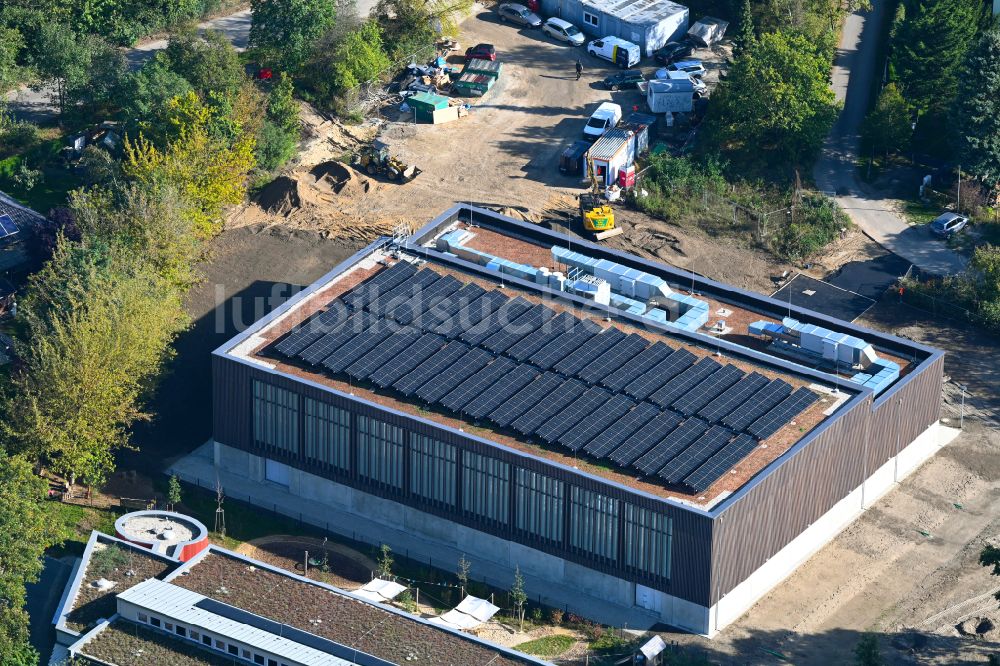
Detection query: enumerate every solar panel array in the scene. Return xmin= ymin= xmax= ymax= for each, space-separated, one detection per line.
xmin=271 ymin=261 xmax=820 ymax=493
xmin=0 ymin=214 xmax=20 ymax=240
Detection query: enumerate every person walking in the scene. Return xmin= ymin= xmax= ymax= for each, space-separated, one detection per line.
xmin=575 ymin=59 xmax=583 ymax=81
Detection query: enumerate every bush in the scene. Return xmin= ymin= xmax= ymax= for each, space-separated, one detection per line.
xmin=255 ymin=121 xmax=297 ymax=172
xmin=547 ymin=608 xmax=564 ymax=625
xmin=772 ymin=194 xmax=849 ymax=260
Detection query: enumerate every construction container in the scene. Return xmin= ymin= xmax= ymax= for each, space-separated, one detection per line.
xmin=559 ymin=140 xmax=591 ymax=176
xmin=586 ymin=128 xmax=636 ymax=188
xmin=453 ymin=72 xmax=495 ymax=97
xmin=408 ymin=92 xmax=450 ymax=122
xmin=464 ymin=58 xmax=503 ymax=79
xmin=618 ymin=165 xmax=636 ymax=188
xmin=625 ymin=112 xmax=657 ymax=154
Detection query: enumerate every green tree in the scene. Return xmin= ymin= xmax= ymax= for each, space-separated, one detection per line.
xmin=120 ymin=54 xmax=194 ymax=133
xmin=167 ymin=474 xmax=182 ymax=510
xmin=892 ymin=0 xmax=982 ymax=112
xmin=860 ymin=83 xmax=912 ymax=158
xmin=164 ymin=30 xmax=246 ymax=101
xmin=0 ymin=26 xmax=24 ymax=95
xmin=255 ymin=72 xmax=300 ymax=171
xmin=249 ymin=0 xmax=338 ymax=72
xmin=957 ymin=29 xmax=1000 ymax=193
xmin=268 ymin=73 xmax=300 ymax=135
xmin=0 ymin=454 xmax=56 ymax=666
xmin=373 ymin=0 xmax=471 ymax=59
xmin=456 ymin=554 xmax=471 ymax=597
xmin=3 ymin=241 xmax=186 ymax=488
xmin=510 ymin=565 xmax=527 ymax=631
xmin=733 ymin=0 xmax=755 ymax=57
xmin=376 ymin=543 xmax=394 ymax=578
xmin=305 ymin=20 xmax=391 ymax=108
xmin=30 ymin=22 xmax=100 ymax=118
xmin=703 ymin=30 xmax=839 ymax=164
xmin=853 ymin=633 xmax=884 ymax=666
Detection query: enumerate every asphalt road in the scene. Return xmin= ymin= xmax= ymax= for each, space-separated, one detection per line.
xmin=812 ymin=4 xmax=967 ymax=277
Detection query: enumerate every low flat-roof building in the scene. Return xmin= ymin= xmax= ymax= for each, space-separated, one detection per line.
xmin=203 ymin=205 xmax=953 ymax=636
xmin=541 ymin=0 xmax=689 ymax=57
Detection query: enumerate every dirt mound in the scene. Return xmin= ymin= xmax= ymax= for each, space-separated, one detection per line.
xmin=310 ymin=161 xmax=373 ymax=197
xmin=256 ymin=176 xmax=302 ymax=216
xmin=957 ymin=617 xmax=994 ymax=636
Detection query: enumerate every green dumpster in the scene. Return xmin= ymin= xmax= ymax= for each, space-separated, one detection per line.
xmin=453 ymin=72 xmax=495 ymax=97
xmin=407 ymin=92 xmax=449 ymax=123
xmin=464 ymin=58 xmax=503 ymax=79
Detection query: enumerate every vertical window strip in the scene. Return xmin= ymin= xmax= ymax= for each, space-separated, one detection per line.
xmin=304 ymin=398 xmax=351 ymax=471
xmin=410 ymin=435 xmax=457 ymax=507
xmin=358 ymin=415 xmax=404 ymax=489
xmin=515 ymin=469 xmax=564 ymax=543
xmin=570 ymin=487 xmax=619 ymax=561
xmin=624 ymin=504 xmax=672 ymax=579
xmin=252 ymin=381 xmax=299 ymax=455
xmin=462 ymin=451 xmax=509 ymax=524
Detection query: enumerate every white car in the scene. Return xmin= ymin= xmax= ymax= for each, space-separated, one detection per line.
xmin=542 ymin=17 xmax=585 ymax=46
xmin=583 ymin=101 xmax=622 ymax=140
xmin=666 ymin=60 xmax=707 ymax=78
xmin=656 ymin=69 xmax=707 ymax=95
xmin=587 ymin=36 xmax=641 ymax=69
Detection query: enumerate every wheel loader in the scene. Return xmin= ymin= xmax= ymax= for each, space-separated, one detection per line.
xmin=354 ymin=140 xmax=421 ymax=182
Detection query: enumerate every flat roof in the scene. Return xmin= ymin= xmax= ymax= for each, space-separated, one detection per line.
xmin=582 ymin=0 xmax=687 ymax=25
xmin=78 ymin=620 xmax=238 ymax=666
xmin=220 ymin=208 xmax=899 ymax=506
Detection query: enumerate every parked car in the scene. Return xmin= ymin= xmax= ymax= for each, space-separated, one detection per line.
xmin=583 ymin=101 xmax=622 ymax=140
xmin=587 ymin=36 xmax=641 ymax=68
xmin=666 ymin=59 xmax=706 ymax=78
xmin=497 ymin=3 xmax=542 ymax=27
xmin=465 ymin=43 xmax=496 ymax=61
xmin=653 ymin=40 xmax=693 ymax=65
xmin=542 ymin=17 xmax=585 ymax=45
xmin=656 ymin=69 xmax=707 ymax=96
xmin=602 ymin=70 xmax=645 ymax=90
xmin=930 ymin=212 xmax=968 ymax=238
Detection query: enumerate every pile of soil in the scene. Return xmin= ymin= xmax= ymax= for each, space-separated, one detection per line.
xmin=310 ymin=161 xmax=373 ymax=197
xmin=256 ymin=176 xmax=302 ymax=216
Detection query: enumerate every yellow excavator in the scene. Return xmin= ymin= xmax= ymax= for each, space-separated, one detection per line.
xmin=355 ymin=140 xmax=421 ymax=182
xmin=580 ymin=155 xmax=622 ymax=240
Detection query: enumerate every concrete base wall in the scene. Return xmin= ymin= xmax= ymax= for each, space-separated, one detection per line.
xmin=707 ymin=422 xmax=958 ymax=635
xmin=212 ymin=443 xmax=703 ymax=631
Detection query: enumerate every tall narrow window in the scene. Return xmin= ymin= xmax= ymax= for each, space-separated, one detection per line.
xmin=358 ymin=416 xmax=404 ymax=490
xmin=462 ymin=451 xmax=509 ymax=525
xmin=410 ymin=435 xmax=457 ymax=507
xmin=624 ymin=504 xmax=672 ymax=579
xmin=516 ymin=469 xmax=564 ymax=543
xmin=569 ymin=487 xmax=619 ymax=561
xmin=253 ymin=381 xmax=299 ymax=455
xmin=304 ymin=398 xmax=351 ymax=472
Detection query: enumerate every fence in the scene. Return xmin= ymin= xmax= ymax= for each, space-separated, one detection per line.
xmin=895 ymin=264 xmax=979 ymax=324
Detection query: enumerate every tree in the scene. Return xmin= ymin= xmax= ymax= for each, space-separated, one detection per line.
xmin=2 ymin=241 xmax=186 ymax=488
xmin=249 ymin=0 xmax=338 ymax=73
xmin=860 ymin=83 xmax=912 ymax=158
xmin=256 ymin=73 xmax=300 ymax=171
xmin=376 ymin=543 xmax=394 ymax=578
xmin=0 ymin=26 xmax=24 ymax=95
xmin=733 ymin=0 xmax=754 ymax=57
xmin=304 ymin=20 xmax=391 ymax=108
xmin=957 ymin=29 xmax=1000 ymax=194
xmin=30 ymin=22 xmax=100 ymax=119
xmin=164 ymin=30 xmax=246 ymax=101
xmin=510 ymin=565 xmax=527 ymax=631
xmin=373 ymin=0 xmax=472 ymax=59
xmin=456 ymin=554 xmax=471 ymax=597
xmin=702 ymin=31 xmax=839 ymax=164
xmin=167 ymin=474 xmax=182 ymax=511
xmin=853 ymin=633 xmax=884 ymax=666
xmin=120 ymin=54 xmax=194 ymax=132
xmin=892 ymin=0 xmax=982 ymax=112
xmin=268 ymin=73 xmax=301 ymax=135
xmin=0 ymin=453 xmax=61 ymax=664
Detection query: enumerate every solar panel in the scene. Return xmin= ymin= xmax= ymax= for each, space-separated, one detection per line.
xmin=371 ymin=268 xmax=440 ymax=317
xmin=609 ymin=410 xmax=683 ymax=466
xmin=747 ymin=388 xmax=818 ymax=440
xmin=556 ymin=392 xmax=635 ymax=452
xmin=439 ymin=356 xmax=518 ymax=412
xmin=683 ymin=434 xmax=759 ymax=492
xmin=671 ymin=364 xmax=745 ymax=416
xmin=321 ymin=320 xmax=397 ymax=374
xmin=658 ymin=424 xmax=733 ymax=484
xmin=633 ymin=417 xmax=710 ymax=476
xmin=488 ymin=372 xmax=565 ymax=427
xmin=696 ymin=372 xmax=769 ymax=423
xmin=622 ymin=348 xmax=697 ymax=400
xmin=368 ymin=333 xmax=445 ymax=387
xmin=505 ymin=311 xmax=577 ymax=362
xmin=273 ymin=300 xmax=350 ymax=357
xmin=0 ymin=214 xmax=20 ymax=239
xmin=414 ymin=346 xmax=493 ymax=403
xmin=553 ymin=328 xmax=626 ymax=377
xmin=416 ymin=282 xmax=486 ymax=331
xmin=575 ymin=333 xmax=649 ymax=384
xmin=722 ymin=379 xmax=793 ymax=431
xmin=392 ymin=341 xmax=470 ymax=396
xmin=511 ymin=379 xmax=586 ymax=436
xmin=648 ymin=357 xmax=722 ymax=408
xmin=527 ymin=319 xmax=603 ymax=370
xmin=583 ymin=402 xmax=661 ymax=458
xmin=480 ymin=304 xmax=551 ymax=353
xmin=297 ymin=311 xmax=375 ymax=364
xmin=391 ymin=274 xmax=461 ymax=325
xmin=459 ymin=297 xmax=532 ymax=346
xmin=599 ymin=342 xmax=673 ymax=392
xmin=534 ymin=386 xmax=616 ymax=444
xmin=435 ymin=290 xmax=508 ymax=338
xmin=461 ymin=364 xmax=539 ymax=420
xmin=342 ymin=261 xmax=415 ymax=310
xmin=343 ymin=326 xmax=422 ymax=380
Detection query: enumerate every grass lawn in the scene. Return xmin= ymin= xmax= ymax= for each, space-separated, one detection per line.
xmin=514 ymin=634 xmax=576 ymax=657
xmin=0 ymin=136 xmax=81 ymax=213
xmin=44 ymin=502 xmax=122 ymax=558
xmin=901 ymin=199 xmax=941 ymax=227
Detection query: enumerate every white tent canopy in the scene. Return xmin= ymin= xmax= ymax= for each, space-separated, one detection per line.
xmin=687 ymin=17 xmax=729 ymax=46
xmin=641 ymin=635 xmax=667 ymax=660
xmin=428 ymin=595 xmax=500 ymax=632
xmin=353 ymin=578 xmax=407 ymax=604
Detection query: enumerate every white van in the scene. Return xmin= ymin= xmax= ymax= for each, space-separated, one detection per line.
xmin=583 ymin=101 xmax=622 ymax=140
xmin=587 ymin=36 xmax=641 ymax=68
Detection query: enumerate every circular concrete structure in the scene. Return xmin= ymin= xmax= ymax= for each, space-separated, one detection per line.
xmin=114 ymin=510 xmax=209 ymax=562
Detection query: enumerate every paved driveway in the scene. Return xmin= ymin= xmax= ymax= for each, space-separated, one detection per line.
xmin=813 ymin=5 xmax=967 ymax=277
